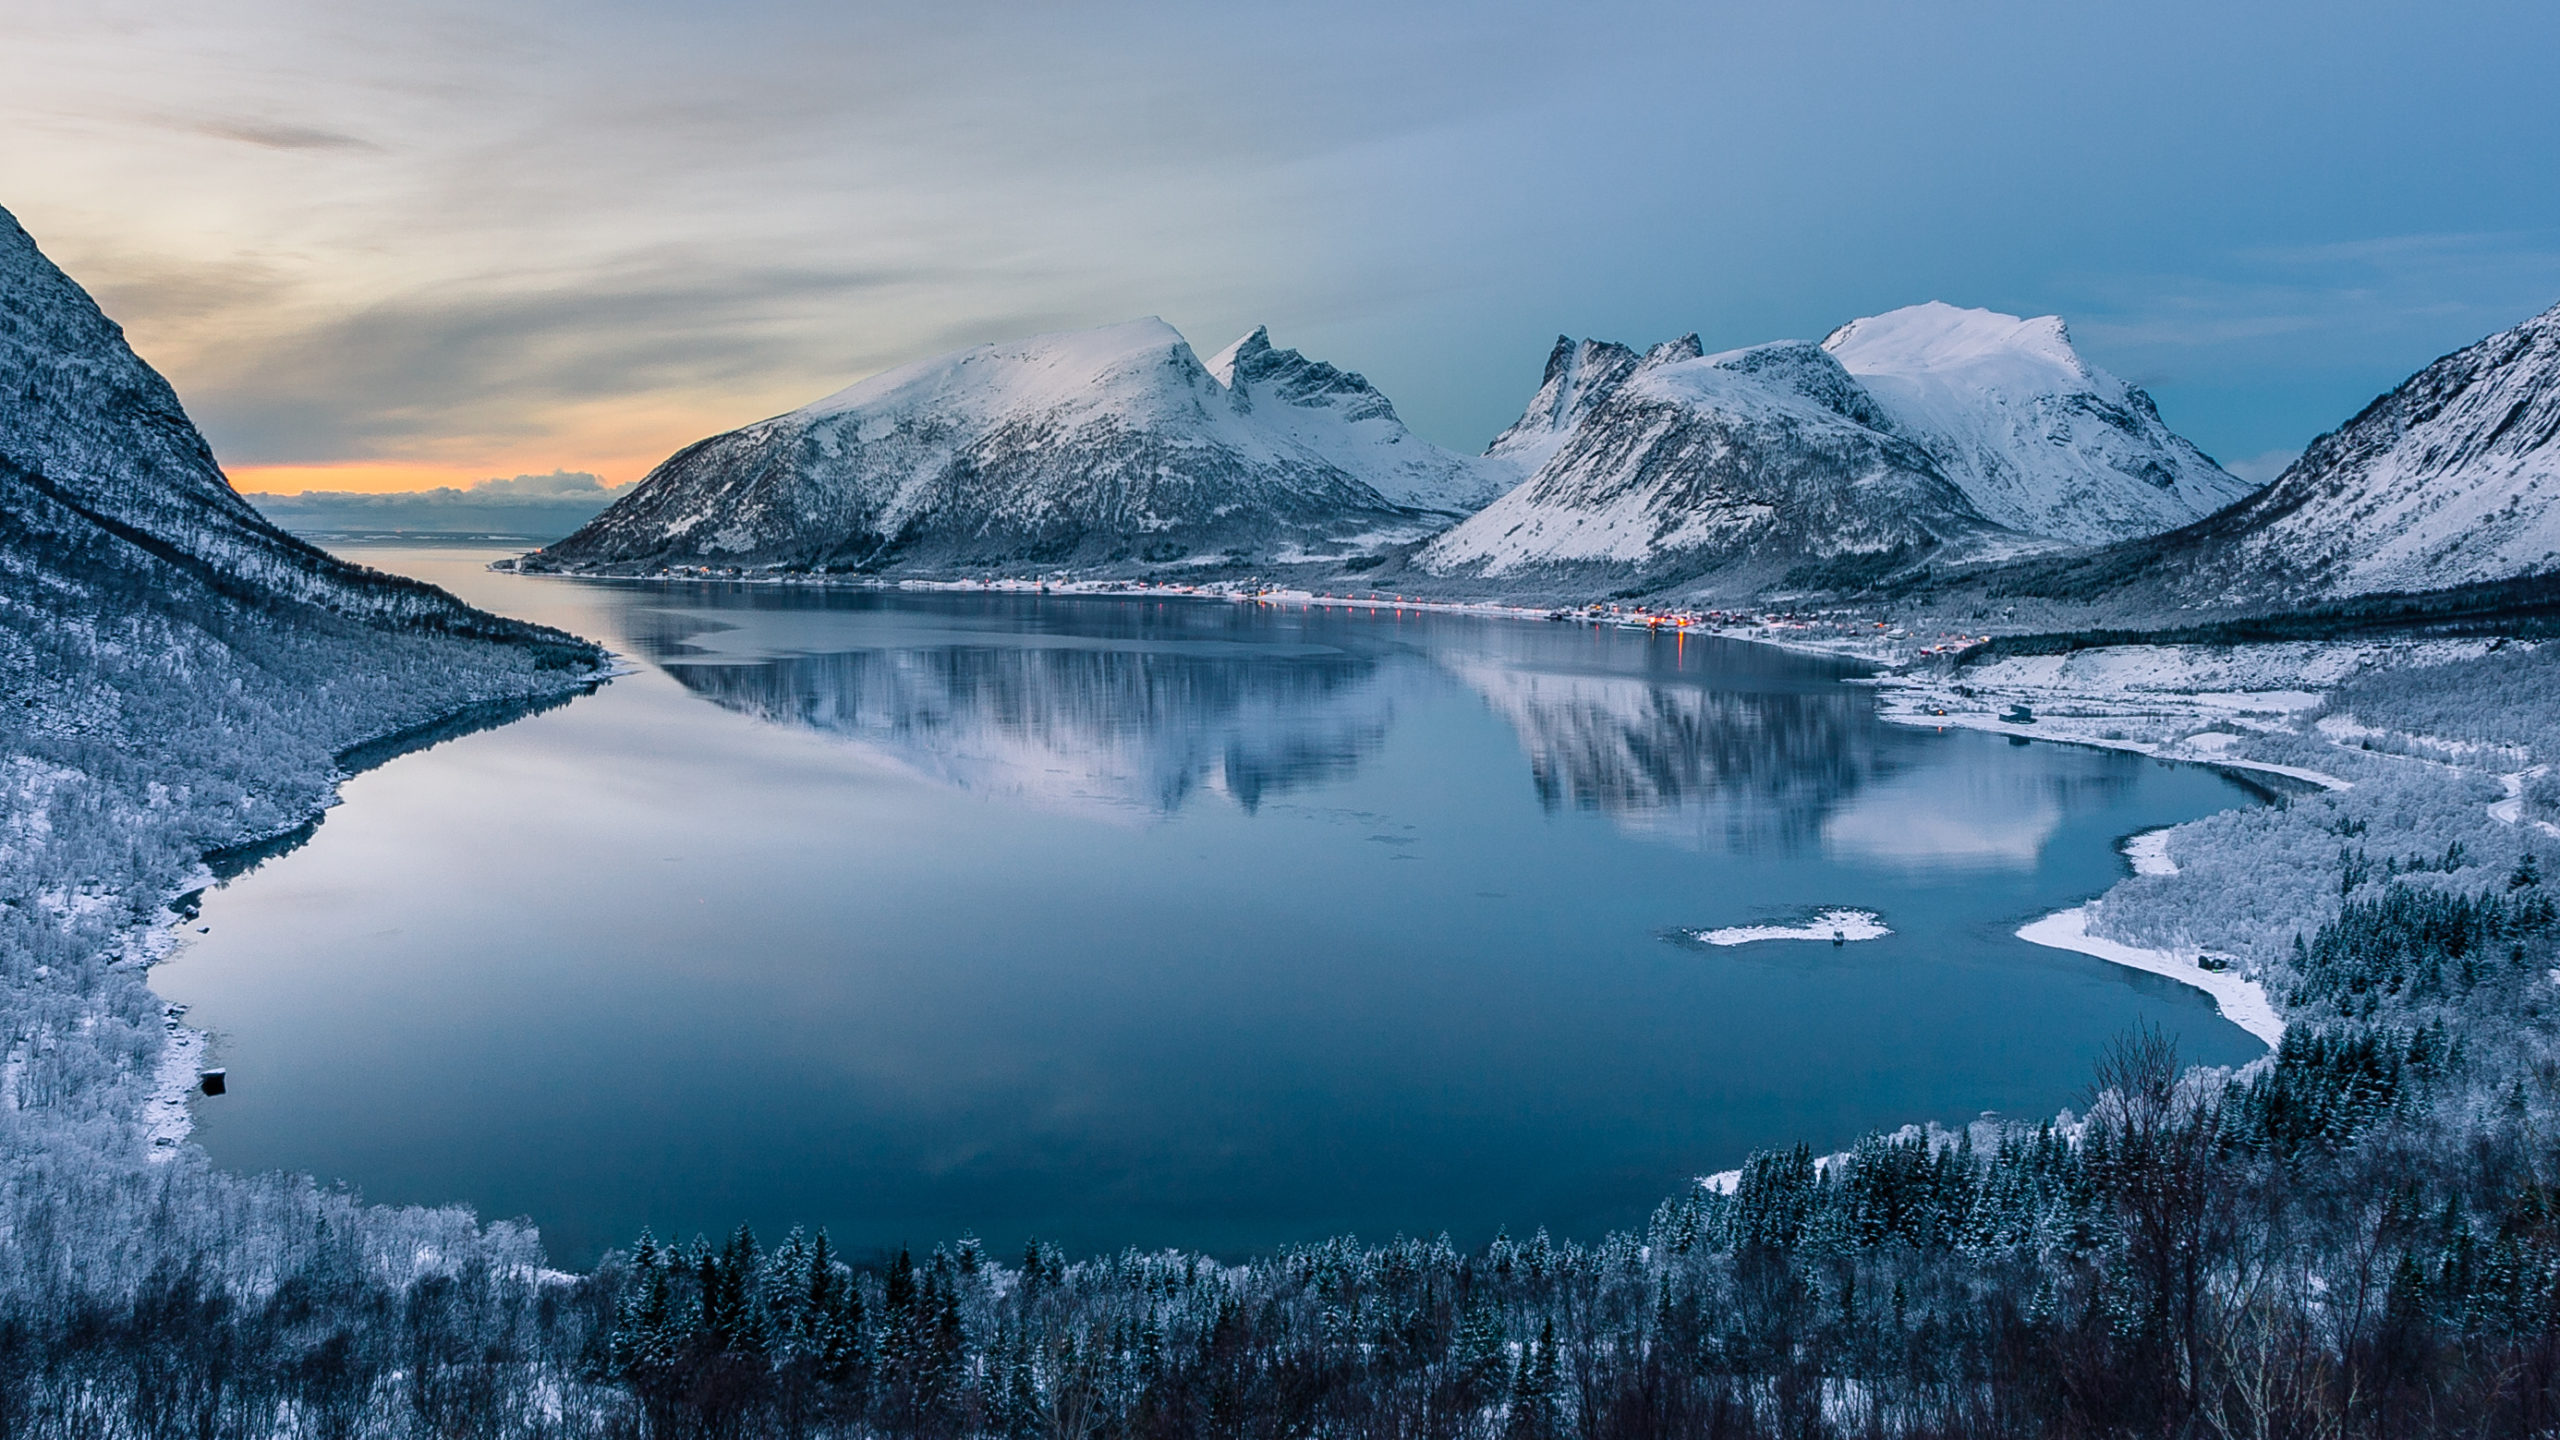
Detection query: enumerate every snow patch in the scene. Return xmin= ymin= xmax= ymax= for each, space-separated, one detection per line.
xmin=2123 ymin=828 xmax=2178 ymax=877
xmin=1691 ymin=909 xmax=1890 ymax=947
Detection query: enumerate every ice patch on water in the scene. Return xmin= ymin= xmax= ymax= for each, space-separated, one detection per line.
xmin=1691 ymin=908 xmax=1889 ymax=947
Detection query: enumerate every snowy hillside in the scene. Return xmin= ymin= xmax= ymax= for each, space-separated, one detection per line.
xmin=1417 ymin=337 xmax=2021 ymax=599
xmin=1822 ymin=302 xmax=2250 ymax=544
xmin=2 ymin=201 xmax=599 ymax=1286
xmin=0 ymin=208 xmax=594 ymax=647
xmin=2164 ymin=298 xmax=2560 ymax=601
xmin=531 ymin=319 xmax=1503 ymax=576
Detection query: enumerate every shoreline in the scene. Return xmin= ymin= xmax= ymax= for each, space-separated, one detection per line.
xmin=1870 ymin=693 xmax=2355 ymax=791
xmin=495 ymin=560 xmax=1920 ymax=667
xmin=2015 ymin=902 xmax=2284 ymax=1048
xmin=134 ymin=653 xmax=623 ymax=1164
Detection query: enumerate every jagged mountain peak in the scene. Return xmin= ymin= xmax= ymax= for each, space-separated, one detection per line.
xmin=1643 ymin=334 xmax=1705 ymax=368
xmin=1200 ymin=323 xmax=1506 ymax=513
xmin=1203 ymin=324 xmax=1272 ymax=385
xmin=1487 ymin=336 xmax=1648 ymax=474
xmin=1207 ymin=325 xmax=1394 ymax=422
xmin=533 ymin=318 xmax=1512 ymax=575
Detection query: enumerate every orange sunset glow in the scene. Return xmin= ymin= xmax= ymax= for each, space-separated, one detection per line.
xmin=227 ymin=458 xmax=653 ymax=496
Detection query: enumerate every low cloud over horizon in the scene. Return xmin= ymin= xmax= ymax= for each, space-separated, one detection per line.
xmin=4 ymin=0 xmax=2556 ymax=490
xmin=238 ymin=469 xmax=624 ymax=500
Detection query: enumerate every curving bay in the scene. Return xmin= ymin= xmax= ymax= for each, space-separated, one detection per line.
xmin=155 ymin=546 xmax=2265 ymax=1265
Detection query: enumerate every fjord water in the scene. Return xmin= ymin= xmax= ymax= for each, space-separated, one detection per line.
xmin=159 ymin=546 xmax=2263 ymax=1266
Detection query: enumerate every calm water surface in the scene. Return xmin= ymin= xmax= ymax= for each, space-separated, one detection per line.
xmin=159 ymin=545 xmax=2266 ymax=1265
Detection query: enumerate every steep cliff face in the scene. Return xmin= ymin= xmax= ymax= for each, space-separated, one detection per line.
xmin=530 ymin=320 xmax=1501 ymax=576
xmin=1204 ymin=326 xmax=1511 ymax=515
xmin=1417 ymin=338 xmax=2022 ymax=599
xmin=1821 ymin=302 xmax=2250 ymax=545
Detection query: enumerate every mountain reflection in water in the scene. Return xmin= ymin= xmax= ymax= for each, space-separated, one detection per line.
xmin=647 ymin=632 xmax=1388 ymax=815
xmin=617 ymin=587 xmax=2122 ymax=861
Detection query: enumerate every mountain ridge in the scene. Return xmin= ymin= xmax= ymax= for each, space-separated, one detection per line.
xmin=1918 ymin=297 xmax=2560 ymax=622
xmin=529 ymin=319 xmax=1508 ymax=577
xmin=1412 ymin=334 xmax=2033 ymax=601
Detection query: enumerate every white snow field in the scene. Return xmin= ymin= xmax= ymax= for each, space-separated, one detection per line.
xmin=1821 ymin=302 xmax=2251 ymax=545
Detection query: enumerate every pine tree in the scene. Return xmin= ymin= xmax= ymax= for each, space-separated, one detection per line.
xmin=1504 ymin=1318 xmax=1559 ymax=1439
xmin=1452 ymin=1296 xmax=1508 ymax=1394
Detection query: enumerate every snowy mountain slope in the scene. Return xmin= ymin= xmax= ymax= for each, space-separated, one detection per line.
xmin=1957 ymin=297 xmax=2560 ymax=614
xmin=1417 ymin=337 xmax=2024 ymax=598
xmin=0 ymin=206 xmax=590 ymax=649
xmin=2168 ymin=298 xmax=2560 ymax=601
xmin=1821 ymin=303 xmax=2250 ymax=545
xmin=531 ymin=319 xmax=1491 ymax=575
xmin=1204 ymin=326 xmax=1511 ymax=514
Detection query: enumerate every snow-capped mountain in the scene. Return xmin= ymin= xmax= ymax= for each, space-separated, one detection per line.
xmin=1417 ymin=336 xmax=2020 ymax=598
xmin=1414 ymin=304 xmax=2244 ymax=600
xmin=1822 ymin=303 xmax=2250 ymax=544
xmin=2155 ymin=298 xmax=2560 ymax=602
xmin=531 ymin=319 xmax=1507 ymax=576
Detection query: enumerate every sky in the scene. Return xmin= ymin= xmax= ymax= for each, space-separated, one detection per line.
xmin=3 ymin=0 xmax=2556 ymax=494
